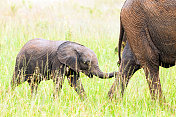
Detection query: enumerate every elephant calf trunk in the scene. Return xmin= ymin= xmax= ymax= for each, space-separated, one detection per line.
xmin=93 ymin=66 xmax=118 ymax=79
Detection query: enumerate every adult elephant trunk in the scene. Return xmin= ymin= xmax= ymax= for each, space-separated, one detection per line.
xmin=92 ymin=66 xmax=117 ymax=79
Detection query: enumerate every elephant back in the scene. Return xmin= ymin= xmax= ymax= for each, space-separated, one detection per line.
xmin=17 ymin=39 xmax=65 ymax=58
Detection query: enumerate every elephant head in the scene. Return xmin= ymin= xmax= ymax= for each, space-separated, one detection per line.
xmin=57 ymin=41 xmax=116 ymax=78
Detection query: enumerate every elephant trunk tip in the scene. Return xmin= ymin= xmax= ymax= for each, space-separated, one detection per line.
xmin=94 ymin=66 xmax=118 ymax=79
xmin=105 ymin=71 xmax=118 ymax=78
xmin=97 ymin=71 xmax=118 ymax=79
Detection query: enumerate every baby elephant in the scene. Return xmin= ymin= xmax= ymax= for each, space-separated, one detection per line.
xmin=11 ymin=38 xmax=116 ymax=100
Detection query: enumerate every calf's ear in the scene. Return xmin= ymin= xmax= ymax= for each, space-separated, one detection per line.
xmin=57 ymin=42 xmax=81 ymax=73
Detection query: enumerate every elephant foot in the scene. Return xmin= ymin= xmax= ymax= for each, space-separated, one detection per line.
xmin=53 ymin=89 xmax=60 ymax=99
xmin=53 ymin=93 xmax=59 ymax=99
xmin=108 ymin=90 xmax=120 ymax=100
xmin=108 ymin=91 xmax=114 ymax=100
xmin=79 ymin=94 xmax=87 ymax=101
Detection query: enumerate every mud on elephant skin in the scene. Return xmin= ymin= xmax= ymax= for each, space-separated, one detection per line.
xmin=11 ymin=38 xmax=116 ymax=100
xmin=108 ymin=0 xmax=176 ymax=102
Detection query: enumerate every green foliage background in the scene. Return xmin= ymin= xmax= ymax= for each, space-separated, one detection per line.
xmin=0 ymin=0 xmax=175 ymax=116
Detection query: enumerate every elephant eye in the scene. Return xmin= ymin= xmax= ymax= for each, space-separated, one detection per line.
xmin=86 ymin=60 xmax=91 ymax=65
xmin=83 ymin=60 xmax=91 ymax=65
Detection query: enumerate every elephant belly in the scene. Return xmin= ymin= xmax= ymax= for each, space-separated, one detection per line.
xmin=149 ymin=28 xmax=176 ymax=66
xmin=145 ymin=2 xmax=176 ymax=66
xmin=148 ymin=21 xmax=176 ymax=64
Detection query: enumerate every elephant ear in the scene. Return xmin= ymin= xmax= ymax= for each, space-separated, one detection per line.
xmin=57 ymin=41 xmax=82 ymax=73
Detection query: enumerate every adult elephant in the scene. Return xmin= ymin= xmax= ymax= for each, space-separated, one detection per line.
xmin=11 ymin=38 xmax=116 ymax=100
xmin=108 ymin=0 xmax=176 ymax=101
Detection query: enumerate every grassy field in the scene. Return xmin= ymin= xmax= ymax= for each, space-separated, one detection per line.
xmin=0 ymin=0 xmax=176 ymax=116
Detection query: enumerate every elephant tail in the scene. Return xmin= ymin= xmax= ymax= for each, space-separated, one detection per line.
xmin=117 ymin=20 xmax=124 ymax=66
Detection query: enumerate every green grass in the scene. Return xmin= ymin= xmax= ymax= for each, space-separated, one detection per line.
xmin=0 ymin=0 xmax=176 ymax=116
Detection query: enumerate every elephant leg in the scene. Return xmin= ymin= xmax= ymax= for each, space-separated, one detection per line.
xmin=11 ymin=69 xmax=20 ymax=90
xmin=144 ymin=65 xmax=164 ymax=101
xmin=11 ymin=66 xmax=26 ymax=90
xmin=28 ymin=81 xmax=38 ymax=96
xmin=67 ymin=70 xmax=87 ymax=100
xmin=27 ymin=67 xmax=42 ymax=96
xmin=31 ymin=84 xmax=38 ymax=96
xmin=127 ymin=28 xmax=163 ymax=100
xmin=108 ymin=76 xmax=121 ymax=99
xmin=108 ymin=59 xmax=140 ymax=99
xmin=53 ymin=76 xmax=65 ymax=98
xmin=108 ymin=42 xmax=140 ymax=99
xmin=27 ymin=74 xmax=40 ymax=96
xmin=53 ymin=69 xmax=65 ymax=98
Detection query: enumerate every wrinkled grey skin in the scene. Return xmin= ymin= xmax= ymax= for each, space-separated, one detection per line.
xmin=11 ymin=38 xmax=116 ymax=100
xmin=108 ymin=0 xmax=176 ymax=102
xmin=108 ymin=42 xmax=141 ymax=99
